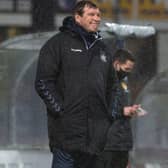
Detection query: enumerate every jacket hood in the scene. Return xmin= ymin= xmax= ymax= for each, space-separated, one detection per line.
xmin=59 ymin=16 xmax=76 ymax=32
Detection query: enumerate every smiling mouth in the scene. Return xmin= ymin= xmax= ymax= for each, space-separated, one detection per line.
xmin=91 ymin=23 xmax=99 ymax=26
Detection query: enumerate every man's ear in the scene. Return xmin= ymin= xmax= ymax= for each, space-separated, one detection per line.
xmin=75 ymin=14 xmax=81 ymax=24
xmin=113 ymin=60 xmax=118 ymax=69
xmin=113 ymin=61 xmax=120 ymax=71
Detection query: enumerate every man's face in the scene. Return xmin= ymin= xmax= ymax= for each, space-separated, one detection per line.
xmin=114 ymin=60 xmax=135 ymax=79
xmin=75 ymin=6 xmax=101 ymax=32
xmin=119 ymin=60 xmax=134 ymax=73
xmin=115 ymin=60 xmax=134 ymax=73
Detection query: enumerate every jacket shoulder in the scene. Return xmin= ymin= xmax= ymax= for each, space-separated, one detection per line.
xmin=40 ymin=32 xmax=69 ymax=51
xmin=45 ymin=32 xmax=66 ymax=44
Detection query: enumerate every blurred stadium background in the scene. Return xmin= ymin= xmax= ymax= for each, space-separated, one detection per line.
xmin=0 ymin=0 xmax=168 ymax=168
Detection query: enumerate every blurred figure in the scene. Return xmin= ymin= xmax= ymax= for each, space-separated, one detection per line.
xmin=35 ymin=1 xmax=119 ymax=168
xmin=93 ymin=49 xmax=140 ymax=168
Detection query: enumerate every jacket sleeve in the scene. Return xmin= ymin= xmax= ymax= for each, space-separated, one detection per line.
xmin=34 ymin=37 xmax=63 ymax=118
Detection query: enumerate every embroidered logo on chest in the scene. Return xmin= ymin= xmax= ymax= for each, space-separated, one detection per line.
xmin=71 ymin=48 xmax=82 ymax=52
xmin=100 ymin=54 xmax=107 ymax=63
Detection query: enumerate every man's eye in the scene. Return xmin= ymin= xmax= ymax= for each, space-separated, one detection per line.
xmin=88 ymin=13 xmax=94 ymax=16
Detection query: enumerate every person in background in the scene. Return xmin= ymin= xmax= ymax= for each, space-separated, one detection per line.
xmin=35 ymin=1 xmax=120 ymax=168
xmin=93 ymin=48 xmax=141 ymax=168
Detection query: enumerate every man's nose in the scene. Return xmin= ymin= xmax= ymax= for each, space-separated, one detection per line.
xmin=94 ymin=14 xmax=101 ymax=21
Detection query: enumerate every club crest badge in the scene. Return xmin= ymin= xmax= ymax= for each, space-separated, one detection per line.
xmin=100 ymin=54 xmax=107 ymax=63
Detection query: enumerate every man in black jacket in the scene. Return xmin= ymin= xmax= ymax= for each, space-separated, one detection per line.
xmin=35 ymin=1 xmax=122 ymax=168
xmin=93 ymin=49 xmax=140 ymax=168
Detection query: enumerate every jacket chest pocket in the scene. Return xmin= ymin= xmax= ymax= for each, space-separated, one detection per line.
xmin=63 ymin=48 xmax=88 ymax=71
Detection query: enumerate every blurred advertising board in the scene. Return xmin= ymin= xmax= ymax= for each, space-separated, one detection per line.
xmin=91 ymin=0 xmax=133 ymax=19
xmin=92 ymin=0 xmax=168 ymax=20
xmin=138 ymin=0 xmax=168 ymax=20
